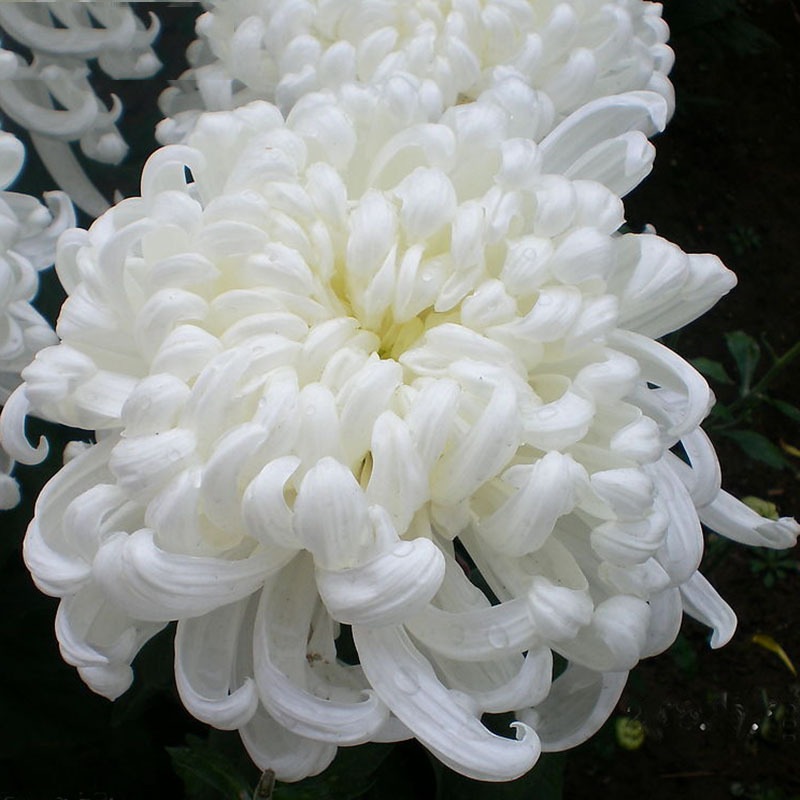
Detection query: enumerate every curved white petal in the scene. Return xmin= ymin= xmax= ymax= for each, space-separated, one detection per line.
xmin=431 ymin=376 xmax=520 ymax=506
xmin=93 ymin=529 xmax=272 ymax=622
xmin=0 ymin=385 xmax=49 ymax=464
xmin=539 ymin=91 xmax=668 ymax=175
xmin=175 ymin=599 xmax=259 ymax=730
xmin=611 ymin=329 xmax=712 ymax=440
xmin=240 ymin=705 xmax=338 ymax=782
xmin=521 ymin=664 xmax=628 ymax=752
xmin=293 ymin=456 xmax=373 ymax=570
xmin=354 ymin=624 xmax=541 ymax=782
xmin=253 ymin=556 xmax=389 ymax=744
xmin=680 ymin=571 xmax=737 ymax=649
xmin=641 ymin=587 xmax=683 ymax=658
xmin=365 ymin=411 xmax=429 ymax=534
xmin=467 ymin=647 xmax=554 ymax=713
xmin=478 ymin=452 xmax=587 ymax=556
xmin=698 ymin=489 xmax=800 ymax=550
xmin=317 ymin=535 xmax=444 ymax=628
xmin=406 ymin=598 xmax=539 ymax=662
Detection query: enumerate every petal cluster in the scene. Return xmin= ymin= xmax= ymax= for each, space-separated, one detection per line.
xmin=158 ymin=0 xmax=674 ymax=143
xmin=0 ymin=2 xmax=161 ymax=215
xmin=5 ymin=72 xmax=797 ymax=782
xmin=0 ymin=127 xmax=72 ymax=507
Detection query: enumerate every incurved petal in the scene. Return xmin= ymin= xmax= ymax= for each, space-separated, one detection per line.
xmin=406 ymin=598 xmax=538 ymax=661
xmin=240 ymin=705 xmax=337 ymax=782
xmin=241 ymin=456 xmax=302 ymax=550
xmin=698 ymin=489 xmax=800 ymax=549
xmin=366 ymin=411 xmax=429 ymax=534
xmin=354 ymin=624 xmax=541 ymax=782
xmin=93 ymin=529 xmax=272 ymax=621
xmin=0 ymin=385 xmax=49 ymax=464
xmin=641 ymin=587 xmax=682 ymax=658
xmin=317 ymin=535 xmax=445 ymax=628
xmin=650 ymin=459 xmax=704 ymax=585
xmin=539 ymin=91 xmax=668 ymax=175
xmin=468 ymin=647 xmax=554 ymax=713
xmin=253 ymin=557 xmax=389 ymax=744
xmin=521 ymin=664 xmax=628 ymax=752
xmin=30 ymin=133 xmax=109 ymax=216
xmin=175 ymin=599 xmax=259 ymax=730
xmin=478 ymin=452 xmax=587 ymax=556
xmin=679 ymin=571 xmax=737 ymax=649
xmin=293 ymin=456 xmax=373 ymax=570
xmin=611 ymin=329 xmax=712 ymax=440
xmin=431 ymin=376 xmax=520 ymax=506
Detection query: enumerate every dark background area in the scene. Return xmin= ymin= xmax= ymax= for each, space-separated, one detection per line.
xmin=1 ymin=2 xmax=799 ymax=799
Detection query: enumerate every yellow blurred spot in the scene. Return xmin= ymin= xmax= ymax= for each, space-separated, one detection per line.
xmin=615 ymin=717 xmax=645 ymax=750
xmin=741 ymin=496 xmax=779 ymax=521
xmin=779 ymin=440 xmax=800 ymax=459
xmin=751 ymin=634 xmax=797 ymax=676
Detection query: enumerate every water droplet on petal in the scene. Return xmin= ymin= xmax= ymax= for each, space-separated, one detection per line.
xmin=488 ymin=625 xmax=511 ymax=649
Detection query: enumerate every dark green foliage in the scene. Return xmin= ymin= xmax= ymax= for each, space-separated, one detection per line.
xmin=664 ymin=0 xmax=777 ymax=56
xmin=694 ymin=331 xmax=800 ymax=471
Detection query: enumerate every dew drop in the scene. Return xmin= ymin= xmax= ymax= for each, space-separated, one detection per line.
xmin=488 ymin=625 xmax=511 ymax=649
xmin=305 ymin=404 xmax=316 ymax=416
xmin=394 ymin=666 xmax=420 ymax=694
xmin=421 ymin=272 xmax=433 ymax=283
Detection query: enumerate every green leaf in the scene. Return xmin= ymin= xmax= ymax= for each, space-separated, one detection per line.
xmin=719 ymin=430 xmax=788 ymax=469
xmin=725 ymin=331 xmax=761 ymax=395
xmin=707 ymin=402 xmax=735 ymax=425
xmin=167 ymin=735 xmax=253 ymax=800
xmin=769 ymin=398 xmax=800 ymax=425
xmin=741 ymin=496 xmax=780 ymax=520
xmin=667 ymin=633 xmax=698 ymax=677
xmin=690 ymin=357 xmax=734 ymax=385
xmin=273 ymin=743 xmax=395 ymax=800
xmin=430 ymin=752 xmax=565 ymax=800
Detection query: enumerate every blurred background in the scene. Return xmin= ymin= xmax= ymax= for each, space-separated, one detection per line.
xmin=1 ymin=2 xmax=799 ymax=798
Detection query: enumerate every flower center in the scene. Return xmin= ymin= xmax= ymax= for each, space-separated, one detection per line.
xmin=374 ymin=315 xmax=427 ymax=360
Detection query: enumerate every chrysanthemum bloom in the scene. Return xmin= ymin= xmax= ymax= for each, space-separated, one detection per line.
xmin=0 ymin=1 xmax=161 ymax=215
xmin=0 ymin=127 xmax=72 ymax=507
xmin=158 ymin=0 xmax=674 ymax=144
xmin=4 ymin=79 xmax=797 ymax=781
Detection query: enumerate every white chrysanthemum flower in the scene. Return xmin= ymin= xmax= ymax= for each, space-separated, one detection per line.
xmin=3 ymin=80 xmax=797 ymax=781
xmin=158 ymin=0 xmax=674 ymax=144
xmin=0 ymin=2 xmax=161 ymax=215
xmin=0 ymin=127 xmax=72 ymax=508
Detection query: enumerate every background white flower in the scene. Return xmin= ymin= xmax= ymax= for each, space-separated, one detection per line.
xmin=0 ymin=126 xmax=72 ymax=508
xmin=0 ymin=1 xmax=161 ymax=216
xmin=158 ymin=0 xmax=674 ymax=144
xmin=3 ymin=78 xmax=797 ymax=782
